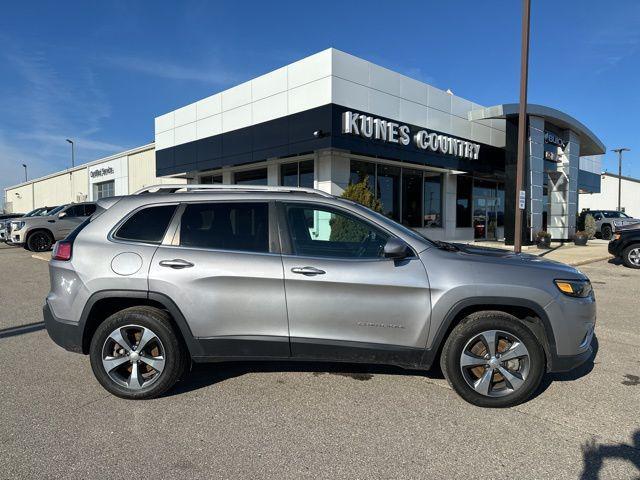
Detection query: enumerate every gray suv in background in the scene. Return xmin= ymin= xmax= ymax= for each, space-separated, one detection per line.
xmin=11 ymin=202 xmax=96 ymax=252
xmin=578 ymin=209 xmax=640 ymax=240
xmin=43 ymin=185 xmax=596 ymax=408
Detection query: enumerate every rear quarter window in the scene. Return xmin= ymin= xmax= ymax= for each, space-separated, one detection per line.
xmin=114 ymin=205 xmax=177 ymax=244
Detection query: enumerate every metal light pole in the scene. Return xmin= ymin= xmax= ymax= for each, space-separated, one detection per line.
xmin=514 ymin=0 xmax=531 ymax=253
xmin=22 ymin=163 xmax=27 ymax=182
xmin=66 ymin=138 xmax=75 ymax=168
xmin=612 ymin=148 xmax=630 ymax=212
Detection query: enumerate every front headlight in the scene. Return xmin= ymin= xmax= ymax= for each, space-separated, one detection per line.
xmin=613 ymin=232 xmax=621 ymax=241
xmin=554 ymin=279 xmax=593 ymax=298
xmin=11 ymin=221 xmax=25 ymax=230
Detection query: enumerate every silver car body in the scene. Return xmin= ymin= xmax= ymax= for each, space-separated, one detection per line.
xmin=44 ymin=187 xmax=595 ymax=372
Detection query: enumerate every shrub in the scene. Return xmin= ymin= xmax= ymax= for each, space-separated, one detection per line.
xmin=584 ymin=214 xmax=596 ymax=239
xmin=330 ymin=176 xmax=382 ymax=242
xmin=535 ymin=230 xmax=551 ymax=239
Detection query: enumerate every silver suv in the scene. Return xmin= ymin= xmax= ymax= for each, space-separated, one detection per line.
xmin=11 ymin=202 xmax=96 ymax=251
xmin=44 ymin=185 xmax=596 ymax=407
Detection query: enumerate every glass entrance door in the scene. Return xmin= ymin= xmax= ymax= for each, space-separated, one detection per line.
xmin=473 ymin=180 xmax=499 ymax=241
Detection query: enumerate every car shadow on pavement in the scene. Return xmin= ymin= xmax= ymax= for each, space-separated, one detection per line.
xmin=165 ymin=361 xmax=444 ymax=398
xmin=531 ymin=335 xmax=599 ymax=400
xmin=580 ymin=429 xmax=640 ymax=479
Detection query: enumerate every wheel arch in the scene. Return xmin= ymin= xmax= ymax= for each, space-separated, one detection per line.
xmin=424 ymin=297 xmax=557 ymax=372
xmin=26 ymin=227 xmax=54 ymax=243
xmin=79 ymin=290 xmax=200 ymax=357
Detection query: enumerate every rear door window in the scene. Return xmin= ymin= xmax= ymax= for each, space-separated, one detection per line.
xmin=179 ymin=202 xmax=269 ymax=253
xmin=114 ymin=205 xmax=177 ymax=244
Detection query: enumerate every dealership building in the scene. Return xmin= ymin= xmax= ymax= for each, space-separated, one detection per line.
xmin=5 ymin=48 xmax=607 ymax=244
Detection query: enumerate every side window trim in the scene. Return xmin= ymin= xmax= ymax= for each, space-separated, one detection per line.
xmin=169 ymin=200 xmax=280 ymax=255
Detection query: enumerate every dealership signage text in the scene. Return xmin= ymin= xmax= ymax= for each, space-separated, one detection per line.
xmin=90 ymin=167 xmax=115 ymax=178
xmin=342 ymin=111 xmax=480 ymax=160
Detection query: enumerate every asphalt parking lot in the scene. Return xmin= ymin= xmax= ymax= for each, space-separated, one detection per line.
xmin=0 ymin=244 xmax=639 ymax=479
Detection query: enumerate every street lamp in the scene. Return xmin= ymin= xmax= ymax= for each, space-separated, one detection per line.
xmin=611 ymin=147 xmax=630 ymax=212
xmin=22 ymin=163 xmax=27 ymax=182
xmin=66 ymin=138 xmax=75 ymax=168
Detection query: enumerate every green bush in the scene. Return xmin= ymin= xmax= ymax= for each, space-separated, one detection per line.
xmin=329 ymin=176 xmax=382 ymax=242
xmin=584 ymin=214 xmax=596 ymax=239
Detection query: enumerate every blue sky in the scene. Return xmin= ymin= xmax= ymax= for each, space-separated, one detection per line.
xmin=1 ymin=0 xmax=639 ymax=200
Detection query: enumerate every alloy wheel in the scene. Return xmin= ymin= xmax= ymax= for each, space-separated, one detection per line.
xmin=32 ymin=233 xmax=50 ymax=252
xmin=628 ymin=248 xmax=640 ymax=266
xmin=459 ymin=330 xmax=530 ymax=398
xmin=101 ymin=325 xmax=166 ymax=390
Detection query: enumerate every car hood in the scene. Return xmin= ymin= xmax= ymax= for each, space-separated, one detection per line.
xmin=449 ymin=243 xmax=584 ymax=276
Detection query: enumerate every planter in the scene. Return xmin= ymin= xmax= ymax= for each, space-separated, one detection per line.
xmin=536 ymin=237 xmax=551 ymax=249
xmin=574 ymin=236 xmax=588 ymax=246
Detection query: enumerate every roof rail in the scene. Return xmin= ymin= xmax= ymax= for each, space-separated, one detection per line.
xmin=132 ymin=184 xmax=335 ymax=198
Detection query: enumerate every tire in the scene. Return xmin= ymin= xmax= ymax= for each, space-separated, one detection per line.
xmin=622 ymin=244 xmax=640 ymax=269
xmin=89 ymin=306 xmax=189 ymax=399
xmin=440 ymin=311 xmax=545 ymax=408
xmin=601 ymin=225 xmax=613 ymax=240
xmin=26 ymin=230 xmax=53 ymax=252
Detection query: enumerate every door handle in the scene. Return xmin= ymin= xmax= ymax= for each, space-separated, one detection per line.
xmin=159 ymin=259 xmax=194 ymax=269
xmin=291 ymin=266 xmax=325 ymax=276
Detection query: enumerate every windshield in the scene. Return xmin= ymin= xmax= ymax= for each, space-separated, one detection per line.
xmin=24 ymin=207 xmax=46 ymax=217
xmin=603 ymin=211 xmax=630 ymax=218
xmin=47 ymin=205 xmax=66 ymax=216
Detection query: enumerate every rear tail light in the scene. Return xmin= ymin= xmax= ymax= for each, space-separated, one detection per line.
xmin=52 ymin=241 xmax=72 ymax=261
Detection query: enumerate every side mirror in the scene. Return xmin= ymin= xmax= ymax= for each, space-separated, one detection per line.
xmin=383 ymin=237 xmax=409 ymax=259
xmin=58 ymin=212 xmax=67 ymax=219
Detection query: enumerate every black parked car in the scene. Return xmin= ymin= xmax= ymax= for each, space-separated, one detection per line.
xmin=608 ymin=224 xmax=640 ymax=268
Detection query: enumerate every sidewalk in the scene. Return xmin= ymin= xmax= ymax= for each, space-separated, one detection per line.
xmin=458 ymin=239 xmax=612 ymax=267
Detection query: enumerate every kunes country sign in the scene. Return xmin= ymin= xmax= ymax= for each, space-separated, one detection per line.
xmin=341 ymin=111 xmax=480 ymax=160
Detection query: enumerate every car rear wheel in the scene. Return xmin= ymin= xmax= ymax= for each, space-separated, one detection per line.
xmin=440 ymin=311 xmax=545 ymax=408
xmin=601 ymin=225 xmax=613 ymax=240
xmin=89 ymin=306 xmax=189 ymax=399
xmin=26 ymin=231 xmax=53 ymax=252
xmin=622 ymin=244 xmax=640 ymax=269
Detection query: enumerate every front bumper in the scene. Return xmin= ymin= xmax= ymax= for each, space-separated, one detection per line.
xmin=552 ymin=346 xmax=593 ymax=372
xmin=608 ymin=239 xmax=623 ymax=256
xmin=43 ymin=301 xmax=83 ymax=353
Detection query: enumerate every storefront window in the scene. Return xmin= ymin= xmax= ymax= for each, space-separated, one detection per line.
xmin=423 ymin=173 xmax=442 ymax=228
xmin=200 ymin=174 xmax=222 ymax=184
xmin=350 ymin=160 xmax=376 ymax=187
xmin=456 ymin=176 xmax=472 ymax=228
xmin=93 ymin=180 xmax=115 ymax=199
xmin=349 ymin=160 xmax=443 ymax=228
xmin=234 ymin=168 xmax=268 ymax=185
xmin=497 ymin=183 xmax=505 ymax=227
xmin=402 ymin=169 xmax=423 ymax=227
xmin=376 ymin=164 xmax=400 ymax=221
xmin=281 ymin=160 xmax=314 ymax=188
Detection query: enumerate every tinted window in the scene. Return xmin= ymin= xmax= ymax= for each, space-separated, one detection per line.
xmin=115 ymin=205 xmax=177 ymax=243
xmin=456 ymin=176 xmax=472 ymax=228
xmin=285 ymin=204 xmax=389 ymax=259
xmin=84 ymin=204 xmax=97 ymax=216
xmin=180 ymin=203 xmax=269 ymax=253
xmin=234 ymin=169 xmax=267 ymax=185
xmin=63 ymin=205 xmax=83 ymax=217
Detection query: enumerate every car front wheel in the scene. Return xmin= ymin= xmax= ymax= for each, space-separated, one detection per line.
xmin=622 ymin=244 xmax=640 ymax=269
xmin=441 ymin=311 xmax=545 ymax=408
xmin=26 ymin=231 xmax=53 ymax=252
xmin=89 ymin=306 xmax=189 ymax=399
xmin=601 ymin=225 xmax=613 ymax=240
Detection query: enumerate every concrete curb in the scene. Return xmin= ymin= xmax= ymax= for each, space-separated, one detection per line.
xmin=31 ymin=253 xmax=51 ymax=262
xmin=567 ymin=255 xmax=613 ymax=267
